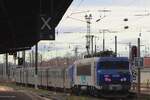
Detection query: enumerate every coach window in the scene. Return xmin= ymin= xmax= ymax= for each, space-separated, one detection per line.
xmin=77 ymin=63 xmax=91 ymax=76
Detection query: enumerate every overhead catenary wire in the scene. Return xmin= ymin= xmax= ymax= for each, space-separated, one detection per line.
xmin=76 ymin=0 xmax=85 ymax=8
xmin=56 ymin=0 xmax=86 ymax=32
xmin=57 ymin=1 xmax=150 ymax=54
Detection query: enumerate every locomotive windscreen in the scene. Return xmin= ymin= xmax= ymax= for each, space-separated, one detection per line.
xmin=99 ymin=61 xmax=129 ymax=69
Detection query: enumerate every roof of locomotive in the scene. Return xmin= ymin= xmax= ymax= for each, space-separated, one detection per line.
xmin=74 ymin=57 xmax=99 ymax=65
xmin=74 ymin=57 xmax=128 ymax=65
xmin=98 ymin=57 xmax=128 ymax=62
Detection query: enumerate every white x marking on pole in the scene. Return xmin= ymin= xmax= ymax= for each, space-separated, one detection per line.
xmin=41 ymin=17 xmax=52 ymax=30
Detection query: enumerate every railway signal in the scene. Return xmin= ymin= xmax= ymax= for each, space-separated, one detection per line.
xmin=131 ymin=46 xmax=137 ymax=61
xmin=134 ymin=57 xmax=144 ymax=69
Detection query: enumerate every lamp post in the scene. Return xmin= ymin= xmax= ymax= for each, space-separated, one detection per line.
xmin=5 ymin=53 xmax=8 ymax=79
xmin=99 ymin=29 xmax=118 ymax=52
xmin=115 ymin=36 xmax=117 ymax=57
xmin=102 ymin=30 xmax=105 ymax=51
xmin=99 ymin=29 xmax=109 ymax=51
xmin=137 ymin=37 xmax=141 ymax=99
xmin=94 ymin=36 xmax=99 ymax=54
xmin=35 ymin=43 xmax=38 ymax=89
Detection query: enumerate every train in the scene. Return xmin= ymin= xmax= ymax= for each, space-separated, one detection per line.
xmin=14 ymin=57 xmax=132 ymax=97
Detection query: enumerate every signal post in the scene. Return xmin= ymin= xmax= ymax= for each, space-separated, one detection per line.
xmin=137 ymin=38 xmax=141 ymax=99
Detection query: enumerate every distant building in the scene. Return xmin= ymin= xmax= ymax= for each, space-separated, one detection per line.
xmin=39 ymin=56 xmax=76 ymax=67
xmin=140 ymin=57 xmax=150 ymax=85
xmin=144 ymin=57 xmax=150 ymax=68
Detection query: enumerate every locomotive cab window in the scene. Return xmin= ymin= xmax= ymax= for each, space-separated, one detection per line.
xmin=116 ymin=61 xmax=129 ymax=69
xmin=99 ymin=61 xmax=129 ymax=69
xmin=77 ymin=63 xmax=91 ymax=76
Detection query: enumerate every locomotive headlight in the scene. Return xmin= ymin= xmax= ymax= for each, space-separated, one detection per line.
xmin=120 ymin=77 xmax=127 ymax=82
xmin=123 ymin=77 xmax=127 ymax=81
xmin=120 ymin=78 xmax=123 ymax=82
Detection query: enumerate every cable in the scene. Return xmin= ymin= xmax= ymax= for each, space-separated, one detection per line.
xmin=57 ymin=0 xmax=87 ymax=32
xmin=126 ymin=0 xmax=138 ymax=7
xmin=77 ymin=0 xmax=85 ymax=8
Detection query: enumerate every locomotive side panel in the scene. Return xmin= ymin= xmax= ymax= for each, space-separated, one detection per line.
xmin=74 ymin=58 xmax=97 ymax=88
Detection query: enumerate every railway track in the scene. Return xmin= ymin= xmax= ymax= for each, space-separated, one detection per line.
xmin=37 ymin=90 xmax=137 ymax=100
xmin=15 ymin=83 xmax=139 ymax=100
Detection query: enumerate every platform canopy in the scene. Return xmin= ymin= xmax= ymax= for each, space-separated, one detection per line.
xmin=0 ymin=0 xmax=73 ymax=54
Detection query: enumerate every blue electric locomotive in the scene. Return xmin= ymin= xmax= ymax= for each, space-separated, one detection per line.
xmin=96 ymin=57 xmax=131 ymax=96
xmin=72 ymin=57 xmax=132 ymax=96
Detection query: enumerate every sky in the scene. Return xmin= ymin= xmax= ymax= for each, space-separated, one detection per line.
xmin=38 ymin=0 xmax=150 ymax=60
xmin=1 ymin=0 xmax=150 ymax=63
